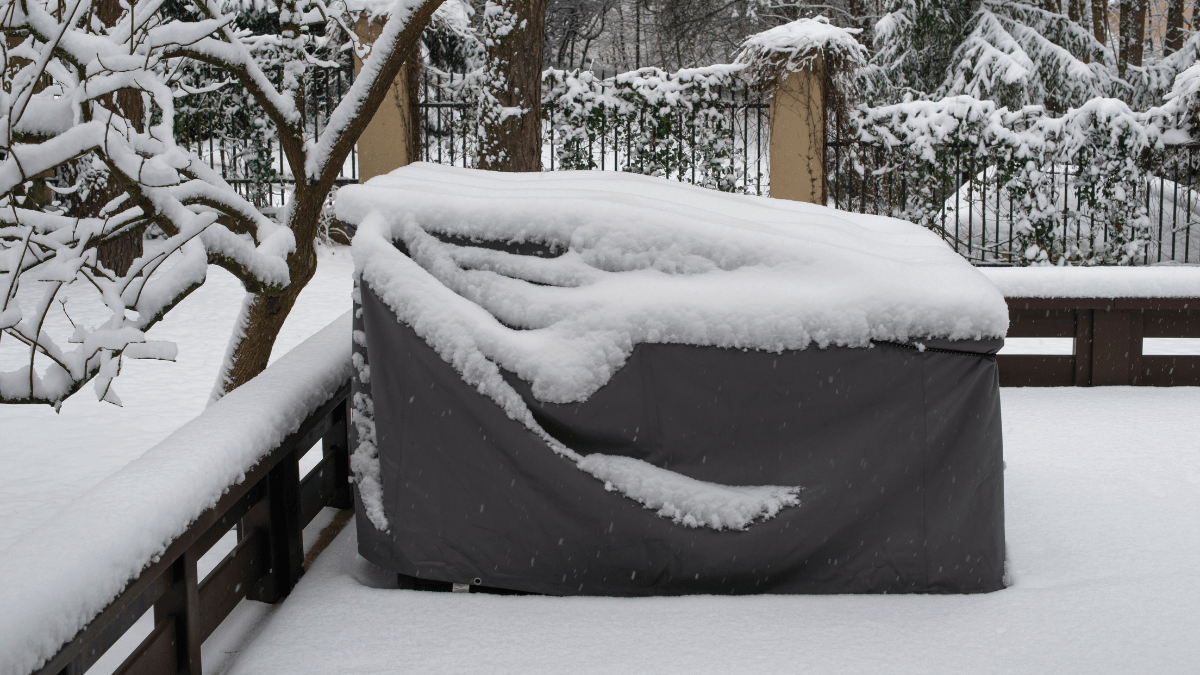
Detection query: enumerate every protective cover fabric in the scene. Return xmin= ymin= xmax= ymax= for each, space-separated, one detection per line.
xmin=353 ymin=282 xmax=1006 ymax=596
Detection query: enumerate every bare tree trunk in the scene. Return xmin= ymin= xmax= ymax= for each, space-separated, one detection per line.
xmin=1118 ymin=0 xmax=1146 ymax=76
xmin=1132 ymin=0 xmax=1146 ymax=67
xmin=213 ymin=1 xmax=443 ymax=398
xmin=478 ymin=0 xmax=547 ymax=172
xmin=1092 ymin=0 xmax=1109 ymax=47
xmin=1166 ymin=0 xmax=1186 ymax=54
xmin=217 ymin=224 xmax=319 ymax=394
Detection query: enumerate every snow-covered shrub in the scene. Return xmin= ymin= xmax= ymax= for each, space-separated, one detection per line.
xmin=542 ymin=65 xmax=744 ymax=191
xmin=852 ymin=96 xmax=1164 ymax=265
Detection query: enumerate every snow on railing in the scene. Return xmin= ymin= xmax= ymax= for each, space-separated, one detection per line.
xmin=983 ymin=267 xmax=1200 ymax=386
xmin=0 ymin=313 xmax=353 ymax=675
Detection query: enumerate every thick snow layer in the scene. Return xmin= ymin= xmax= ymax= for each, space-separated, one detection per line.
xmin=982 ymin=266 xmax=1200 ymax=298
xmin=341 ymin=164 xmax=1004 ymax=530
xmin=338 ymin=164 xmax=1009 ymax=392
xmin=734 ymin=16 xmax=868 ymax=81
xmin=221 ymin=387 xmax=1200 ymax=674
xmin=0 ymin=249 xmax=353 ymax=675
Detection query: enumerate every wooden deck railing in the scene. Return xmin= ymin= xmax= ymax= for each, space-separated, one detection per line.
xmin=33 ymin=381 xmax=352 ymax=675
xmin=998 ymin=298 xmax=1200 ymax=386
xmin=21 ymin=295 xmax=1197 ymax=673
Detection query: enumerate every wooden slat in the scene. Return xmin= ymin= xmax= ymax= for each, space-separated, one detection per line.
xmin=997 ymin=355 xmax=1075 ymax=386
xmin=1007 ymin=298 xmax=1117 ymax=311
xmin=1114 ymin=298 xmax=1199 ymax=310
xmin=1138 ymin=356 xmax=1200 ymax=386
xmin=111 ymin=617 xmax=176 ymax=675
xmin=1141 ymin=310 xmax=1200 ymax=338
xmin=197 ymin=529 xmax=270 ymax=641
xmin=59 ymin=574 xmax=169 ymax=675
xmin=299 ymin=452 xmax=340 ymax=529
xmin=1007 ymin=309 xmax=1077 ymax=338
xmin=192 ymin=481 xmax=266 ymax=563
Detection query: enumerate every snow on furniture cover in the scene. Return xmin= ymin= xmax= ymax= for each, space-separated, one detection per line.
xmin=337 ymin=163 xmax=1009 ymax=595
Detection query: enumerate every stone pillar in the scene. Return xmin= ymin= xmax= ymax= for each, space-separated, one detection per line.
xmin=768 ymin=56 xmax=825 ymax=205
xmin=353 ymin=18 xmax=420 ymax=182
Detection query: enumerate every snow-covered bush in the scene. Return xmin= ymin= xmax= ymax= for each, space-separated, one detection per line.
xmin=851 ymin=96 xmax=1167 ymax=265
xmin=543 ymin=65 xmax=745 ymax=191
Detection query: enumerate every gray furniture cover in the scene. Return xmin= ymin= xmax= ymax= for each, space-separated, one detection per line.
xmin=352 ymin=277 xmax=1006 ymax=596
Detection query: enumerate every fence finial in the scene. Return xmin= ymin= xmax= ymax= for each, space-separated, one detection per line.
xmin=736 ymin=17 xmax=866 ymax=205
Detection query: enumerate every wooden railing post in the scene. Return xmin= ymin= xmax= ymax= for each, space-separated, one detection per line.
xmin=151 ymin=551 xmax=201 ymax=675
xmin=1073 ymin=308 xmax=1093 ymax=386
xmin=262 ymin=453 xmax=305 ymax=602
xmin=325 ymin=398 xmax=353 ymax=510
xmin=1092 ymin=306 xmax=1132 ymax=385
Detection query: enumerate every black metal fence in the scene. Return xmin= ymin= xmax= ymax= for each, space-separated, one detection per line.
xmin=416 ymin=70 xmax=771 ymax=195
xmin=179 ymin=65 xmax=1198 ymax=266
xmin=176 ymin=65 xmax=360 ymax=210
xmin=826 ymin=126 xmax=1200 ymax=266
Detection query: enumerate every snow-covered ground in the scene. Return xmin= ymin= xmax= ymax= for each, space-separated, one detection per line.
xmin=221 ymin=386 xmax=1200 ymax=674
xmin=0 ymin=245 xmax=354 ymax=552
xmin=2 ymin=243 xmax=1199 ymax=674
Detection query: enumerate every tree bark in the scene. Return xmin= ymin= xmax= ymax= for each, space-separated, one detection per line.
xmin=1132 ymin=0 xmax=1146 ymax=67
xmin=1092 ymin=0 xmax=1108 ymax=48
xmin=1166 ymin=0 xmax=1187 ymax=54
xmin=478 ymin=0 xmax=547 ymax=172
xmin=94 ymin=0 xmax=143 ymax=276
xmin=217 ymin=222 xmax=319 ymax=394
xmin=213 ymin=0 xmax=444 ymax=397
xmin=1118 ymin=0 xmax=1146 ymax=77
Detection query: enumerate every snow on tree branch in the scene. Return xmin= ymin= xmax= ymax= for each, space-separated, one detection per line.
xmin=2 ymin=0 xmax=443 ymax=406
xmin=0 ymin=0 xmax=291 ymax=406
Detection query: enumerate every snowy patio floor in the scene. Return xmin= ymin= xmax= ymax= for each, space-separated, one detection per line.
xmin=222 ymin=387 xmax=1200 ymax=675
xmin=4 ymin=245 xmax=1198 ymax=673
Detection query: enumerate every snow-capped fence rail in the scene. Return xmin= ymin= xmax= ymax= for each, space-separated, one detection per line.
xmin=0 ymin=315 xmax=354 ymax=675
xmin=987 ymin=269 xmax=1200 ymax=385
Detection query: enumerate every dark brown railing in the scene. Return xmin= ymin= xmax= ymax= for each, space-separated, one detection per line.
xmin=999 ymin=298 xmax=1200 ymax=386
xmin=32 ymin=381 xmax=352 ymax=675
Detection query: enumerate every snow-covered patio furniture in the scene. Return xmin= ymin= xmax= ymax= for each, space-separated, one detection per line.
xmin=338 ymin=163 xmax=1009 ymax=595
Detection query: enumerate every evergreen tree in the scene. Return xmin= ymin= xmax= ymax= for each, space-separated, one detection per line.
xmin=868 ymin=0 xmax=1116 ymax=109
